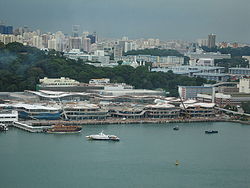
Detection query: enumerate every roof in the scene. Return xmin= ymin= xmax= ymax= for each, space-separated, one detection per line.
xmin=180 ymin=102 xmax=215 ymax=109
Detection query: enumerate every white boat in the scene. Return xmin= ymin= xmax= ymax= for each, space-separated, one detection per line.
xmin=86 ymin=131 xmax=120 ymax=141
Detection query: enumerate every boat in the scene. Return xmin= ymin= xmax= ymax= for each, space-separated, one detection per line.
xmin=173 ymin=126 xmax=179 ymax=130
xmin=175 ymin=160 xmax=179 ymax=166
xmin=44 ymin=125 xmax=82 ymax=133
xmin=86 ymin=131 xmax=120 ymax=141
xmin=205 ymin=130 xmax=218 ymax=134
xmin=0 ymin=123 xmax=8 ymax=131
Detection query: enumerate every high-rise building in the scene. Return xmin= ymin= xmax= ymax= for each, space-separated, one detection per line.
xmin=0 ymin=25 xmax=13 ymax=34
xmin=86 ymin=32 xmax=97 ymax=44
xmin=82 ymin=37 xmax=91 ymax=52
xmin=114 ymin=45 xmax=123 ymax=58
xmin=72 ymin=25 xmax=80 ymax=37
xmin=69 ymin=37 xmax=82 ymax=50
xmin=208 ymin=34 xmax=216 ymax=48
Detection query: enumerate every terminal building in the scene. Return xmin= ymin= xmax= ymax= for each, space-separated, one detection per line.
xmin=0 ymin=110 xmax=18 ymax=125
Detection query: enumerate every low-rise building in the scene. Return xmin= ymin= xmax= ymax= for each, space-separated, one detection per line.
xmin=239 ymin=78 xmax=250 ymax=93
xmin=0 ymin=110 xmax=18 ymax=124
xmin=180 ymin=102 xmax=215 ymax=117
xmin=178 ymin=86 xmax=213 ymax=100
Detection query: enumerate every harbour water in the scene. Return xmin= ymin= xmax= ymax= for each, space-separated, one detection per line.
xmin=0 ymin=122 xmax=250 ymax=188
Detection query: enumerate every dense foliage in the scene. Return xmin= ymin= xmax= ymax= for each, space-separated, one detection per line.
xmin=125 ymin=48 xmax=183 ymax=57
xmin=0 ymin=42 xmax=211 ymax=96
xmin=201 ymin=46 xmax=250 ymax=57
xmin=242 ymin=102 xmax=250 ymax=114
xmin=202 ymin=46 xmax=250 ymax=70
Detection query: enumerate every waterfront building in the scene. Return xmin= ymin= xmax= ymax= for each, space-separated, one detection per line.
xmin=0 ymin=110 xmax=18 ymax=124
xmin=144 ymin=103 xmax=180 ymax=119
xmin=180 ymin=102 xmax=215 ymax=117
xmin=63 ymin=102 xmax=108 ymax=120
xmin=110 ymin=107 xmax=145 ymax=119
xmin=178 ymin=86 xmax=213 ymax=99
xmin=1 ymin=103 xmax=62 ymax=120
xmin=26 ymin=90 xmax=92 ymax=102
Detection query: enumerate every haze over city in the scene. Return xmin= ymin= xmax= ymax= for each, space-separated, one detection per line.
xmin=1 ymin=0 xmax=250 ymax=42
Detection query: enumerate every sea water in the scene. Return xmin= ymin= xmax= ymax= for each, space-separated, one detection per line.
xmin=0 ymin=122 xmax=250 ymax=188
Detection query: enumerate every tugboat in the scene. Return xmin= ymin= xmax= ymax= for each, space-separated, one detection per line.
xmin=44 ymin=125 xmax=82 ymax=133
xmin=173 ymin=126 xmax=179 ymax=131
xmin=86 ymin=131 xmax=120 ymax=141
xmin=205 ymin=130 xmax=218 ymax=134
xmin=0 ymin=123 xmax=8 ymax=131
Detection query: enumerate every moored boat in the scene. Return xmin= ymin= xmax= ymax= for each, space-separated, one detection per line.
xmin=0 ymin=123 xmax=8 ymax=131
xmin=173 ymin=126 xmax=179 ymax=131
xmin=86 ymin=131 xmax=119 ymax=141
xmin=205 ymin=130 xmax=218 ymax=134
xmin=44 ymin=125 xmax=82 ymax=133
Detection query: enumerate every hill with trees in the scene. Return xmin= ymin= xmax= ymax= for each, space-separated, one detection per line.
xmin=0 ymin=42 xmax=212 ymax=96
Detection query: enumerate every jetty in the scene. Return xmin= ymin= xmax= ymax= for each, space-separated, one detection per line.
xmin=28 ymin=117 xmax=225 ymax=127
xmin=13 ymin=122 xmax=51 ymax=133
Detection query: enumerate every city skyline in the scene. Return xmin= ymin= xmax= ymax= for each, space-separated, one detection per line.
xmin=0 ymin=0 xmax=250 ymax=43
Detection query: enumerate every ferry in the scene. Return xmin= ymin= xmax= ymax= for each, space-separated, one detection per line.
xmin=205 ymin=130 xmax=218 ymax=134
xmin=44 ymin=125 xmax=82 ymax=133
xmin=86 ymin=131 xmax=120 ymax=141
xmin=0 ymin=123 xmax=8 ymax=131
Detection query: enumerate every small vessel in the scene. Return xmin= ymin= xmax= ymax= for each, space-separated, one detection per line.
xmin=86 ymin=131 xmax=120 ymax=141
xmin=0 ymin=123 xmax=8 ymax=131
xmin=175 ymin=160 xmax=179 ymax=166
xmin=173 ymin=126 xmax=179 ymax=131
xmin=205 ymin=130 xmax=218 ymax=134
xmin=44 ymin=125 xmax=82 ymax=133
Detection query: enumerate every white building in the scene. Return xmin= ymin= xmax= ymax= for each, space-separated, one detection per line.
xmin=39 ymin=77 xmax=80 ymax=86
xmin=0 ymin=110 xmax=18 ymax=124
xmin=189 ymin=58 xmax=214 ymax=66
xmin=89 ymin=78 xmax=110 ymax=85
xmin=239 ymin=78 xmax=250 ymax=93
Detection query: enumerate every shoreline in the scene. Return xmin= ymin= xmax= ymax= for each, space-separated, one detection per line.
xmin=26 ymin=117 xmax=249 ymax=126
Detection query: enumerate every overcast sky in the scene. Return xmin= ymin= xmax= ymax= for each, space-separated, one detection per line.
xmin=0 ymin=0 xmax=250 ymax=43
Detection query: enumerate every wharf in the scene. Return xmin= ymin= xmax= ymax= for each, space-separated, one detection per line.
xmin=13 ymin=122 xmax=52 ymax=133
xmin=29 ymin=117 xmax=225 ymax=127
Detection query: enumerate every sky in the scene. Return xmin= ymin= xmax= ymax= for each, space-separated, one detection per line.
xmin=0 ymin=0 xmax=250 ymax=43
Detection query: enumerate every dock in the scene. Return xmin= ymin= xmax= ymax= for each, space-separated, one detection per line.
xmin=28 ymin=117 xmax=225 ymax=127
xmin=13 ymin=122 xmax=52 ymax=133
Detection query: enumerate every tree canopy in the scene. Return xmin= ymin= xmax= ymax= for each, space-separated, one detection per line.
xmin=0 ymin=42 xmax=211 ymax=96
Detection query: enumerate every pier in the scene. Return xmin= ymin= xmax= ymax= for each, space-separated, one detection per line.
xmin=13 ymin=122 xmax=51 ymax=133
xmin=29 ymin=117 xmax=225 ymax=127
